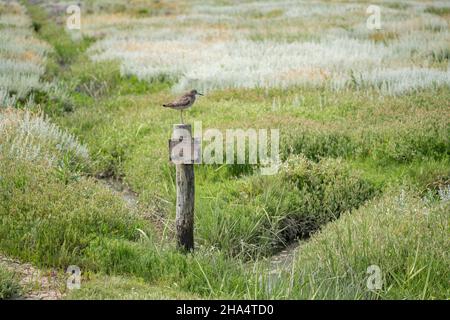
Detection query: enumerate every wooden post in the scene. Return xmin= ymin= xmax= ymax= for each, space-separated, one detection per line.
xmin=171 ymin=124 xmax=195 ymax=251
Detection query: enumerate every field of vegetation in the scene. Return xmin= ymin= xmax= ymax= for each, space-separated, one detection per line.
xmin=0 ymin=0 xmax=449 ymax=299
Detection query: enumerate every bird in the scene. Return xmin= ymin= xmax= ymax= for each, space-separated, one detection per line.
xmin=162 ymin=89 xmax=203 ymax=123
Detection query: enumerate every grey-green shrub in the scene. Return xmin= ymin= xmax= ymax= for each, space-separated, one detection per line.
xmin=0 ymin=266 xmax=21 ymax=300
xmin=0 ymin=109 xmax=89 ymax=167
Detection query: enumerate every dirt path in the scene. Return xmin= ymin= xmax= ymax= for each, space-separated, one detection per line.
xmin=0 ymin=255 xmax=63 ymax=300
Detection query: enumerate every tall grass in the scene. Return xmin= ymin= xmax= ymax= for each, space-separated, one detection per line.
xmin=80 ymin=0 xmax=450 ymax=93
xmin=0 ymin=108 xmax=89 ymax=167
xmin=283 ymin=119 xmax=449 ymax=163
xmin=2 ymin=0 xmax=448 ymax=300
xmin=0 ymin=1 xmax=49 ymax=102
xmin=286 ymin=190 xmax=450 ymax=299
xmin=196 ymin=155 xmax=377 ymax=258
xmin=0 ymin=109 xmax=146 ymax=266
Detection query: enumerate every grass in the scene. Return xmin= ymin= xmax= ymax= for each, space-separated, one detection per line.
xmin=0 ymin=0 xmax=448 ymax=300
xmin=0 ymin=155 xmax=151 ymax=267
xmin=66 ymin=274 xmax=199 ymax=300
xmin=80 ymin=0 xmax=450 ymax=94
xmin=52 ymin=82 xmax=448 ymax=260
xmin=288 ymin=190 xmax=450 ymax=299
xmin=195 ymin=155 xmax=377 ymax=258
xmin=23 ymin=3 xmax=93 ymax=72
xmin=0 ymin=265 xmax=21 ymax=300
xmin=0 ymin=1 xmax=49 ymax=102
xmin=425 ymin=6 xmax=450 ymax=17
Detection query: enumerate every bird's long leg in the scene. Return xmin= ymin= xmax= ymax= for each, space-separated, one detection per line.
xmin=180 ymin=110 xmax=184 ymax=124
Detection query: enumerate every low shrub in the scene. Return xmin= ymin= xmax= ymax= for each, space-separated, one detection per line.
xmin=0 ymin=157 xmax=150 ymax=267
xmin=0 ymin=109 xmax=152 ymax=267
xmin=289 ymin=190 xmax=450 ymax=299
xmin=197 ymin=155 xmax=377 ymax=258
xmin=0 ymin=266 xmax=21 ymax=299
xmin=0 ymin=108 xmax=89 ymax=168
xmin=283 ymin=122 xmax=449 ymax=164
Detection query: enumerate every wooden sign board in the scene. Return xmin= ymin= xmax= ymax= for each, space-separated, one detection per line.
xmin=169 ymin=137 xmax=201 ymax=164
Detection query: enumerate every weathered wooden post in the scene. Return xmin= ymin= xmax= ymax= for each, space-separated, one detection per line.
xmin=169 ymin=124 xmax=199 ymax=251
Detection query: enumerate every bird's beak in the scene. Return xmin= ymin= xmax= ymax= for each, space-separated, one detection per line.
xmin=197 ymin=93 xmax=204 ymax=96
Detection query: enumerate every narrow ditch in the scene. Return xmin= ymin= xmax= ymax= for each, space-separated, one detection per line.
xmin=97 ymin=176 xmax=173 ymax=239
xmin=99 ymin=175 xmax=303 ymax=273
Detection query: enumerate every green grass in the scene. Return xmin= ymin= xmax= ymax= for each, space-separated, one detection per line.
xmin=56 ymin=84 xmax=450 ymax=181
xmin=66 ymin=274 xmax=199 ymax=300
xmin=0 ymin=266 xmax=21 ymax=300
xmin=0 ymin=156 xmax=153 ymax=267
xmin=0 ymin=0 xmax=448 ymax=300
xmin=425 ymin=6 xmax=450 ymax=17
xmin=288 ymin=191 xmax=450 ymax=299
xmin=0 ymin=143 xmax=253 ymax=298
xmin=52 ymin=80 xmax=449 ymax=260
xmin=195 ymin=155 xmax=377 ymax=258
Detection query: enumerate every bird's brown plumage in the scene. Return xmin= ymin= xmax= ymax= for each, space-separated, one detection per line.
xmin=162 ymin=89 xmax=203 ymax=123
xmin=163 ymin=91 xmax=196 ymax=110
